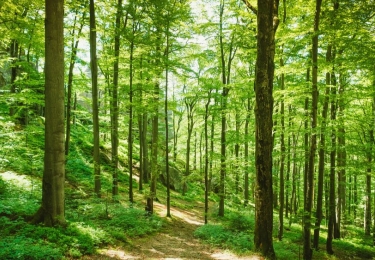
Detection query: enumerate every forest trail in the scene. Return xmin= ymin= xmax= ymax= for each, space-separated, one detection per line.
xmin=97 ymin=200 xmax=262 ymax=260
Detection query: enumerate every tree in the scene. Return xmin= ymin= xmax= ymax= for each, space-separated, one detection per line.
xmin=218 ymin=0 xmax=237 ymax=217
xmin=304 ymin=0 xmax=322 ymax=258
xmin=247 ymin=0 xmax=279 ymax=257
xmin=111 ymin=0 xmax=123 ymax=198
xmin=32 ymin=0 xmax=65 ymax=227
xmin=90 ymin=0 xmax=101 ymax=197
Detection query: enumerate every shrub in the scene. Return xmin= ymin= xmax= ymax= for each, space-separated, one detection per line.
xmin=226 ymin=212 xmax=254 ymax=232
xmin=194 ymin=224 xmax=252 ymax=252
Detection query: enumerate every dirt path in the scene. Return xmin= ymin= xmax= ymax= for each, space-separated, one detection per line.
xmin=98 ymin=201 xmax=262 ymax=260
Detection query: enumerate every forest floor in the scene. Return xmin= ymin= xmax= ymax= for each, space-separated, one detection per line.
xmin=93 ymin=200 xmax=262 ymax=260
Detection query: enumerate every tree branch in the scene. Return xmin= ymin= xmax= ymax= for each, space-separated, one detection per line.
xmin=241 ymin=0 xmax=257 ymax=15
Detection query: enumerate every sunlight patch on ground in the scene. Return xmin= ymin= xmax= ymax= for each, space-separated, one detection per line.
xmin=99 ymin=248 xmax=140 ymax=259
xmin=211 ymin=251 xmax=263 ymax=260
xmin=0 ymin=171 xmax=38 ymax=191
xmin=154 ymin=202 xmax=203 ymax=226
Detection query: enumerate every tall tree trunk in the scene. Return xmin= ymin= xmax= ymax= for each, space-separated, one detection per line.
xmin=204 ymin=90 xmax=213 ymax=224
xmin=337 ymin=63 xmax=346 ymax=239
xmin=142 ymin=112 xmax=149 ymax=183
xmin=9 ymin=39 xmax=19 ymax=117
xmin=304 ymin=0 xmax=322 ymax=258
xmin=278 ymin=52 xmax=285 ymax=241
xmin=146 ymin=35 xmax=161 ymax=214
xmin=164 ymin=20 xmax=171 ymax=217
xmin=244 ymin=96 xmax=251 ymax=206
xmin=128 ymin=29 xmax=135 ymax=204
xmin=365 ymin=119 xmax=373 ymax=236
xmin=218 ymin=0 xmax=236 ymax=217
xmin=313 ymin=44 xmax=331 ymax=250
xmin=218 ymin=0 xmax=227 ymax=217
xmin=90 ymin=0 xmax=101 ymax=197
xmin=286 ymin=105 xmax=292 ymax=218
xmin=111 ymin=0 xmax=123 ymax=198
xmin=183 ymin=93 xmax=196 ymax=196
xmin=146 ymin=80 xmax=159 ymax=214
xmin=32 ymin=0 xmax=65 ymax=226
xmin=327 ymin=74 xmax=337 ymax=254
xmin=290 ymin=131 xmax=298 ymax=222
xmin=253 ymin=0 xmax=279 ymax=257
xmin=235 ymin=111 xmax=240 ymax=194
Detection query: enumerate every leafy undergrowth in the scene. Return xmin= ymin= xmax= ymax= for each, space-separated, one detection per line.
xmin=194 ymin=203 xmax=375 ymax=260
xmin=0 ymin=171 xmax=163 ymax=260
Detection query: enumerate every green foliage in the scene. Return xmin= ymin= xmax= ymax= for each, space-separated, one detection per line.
xmin=0 ymin=123 xmax=44 ymax=175
xmin=194 ymin=224 xmax=252 ymax=253
xmin=0 ymin=178 xmax=6 ymax=194
xmin=0 ymin=216 xmax=109 ymax=259
xmin=104 ymin=207 xmax=163 ymax=237
xmin=226 ymin=212 xmax=254 ymax=232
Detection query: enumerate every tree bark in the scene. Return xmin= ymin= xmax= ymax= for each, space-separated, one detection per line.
xmin=90 ymin=0 xmax=101 ymax=198
xmin=111 ymin=0 xmax=122 ymax=198
xmin=313 ymin=44 xmax=331 ymax=250
xmin=204 ymin=89 xmax=213 ymax=224
xmin=218 ymin=0 xmax=236 ymax=217
xmin=253 ymin=0 xmax=279 ymax=258
xmin=9 ymin=39 xmax=19 ymax=117
xmin=164 ymin=19 xmax=171 ymax=217
xmin=32 ymin=0 xmax=65 ymax=227
xmin=304 ymin=0 xmax=322 ymax=258
xmin=278 ymin=52 xmax=285 ymax=241
xmin=128 ymin=26 xmax=135 ymax=204
xmin=327 ymin=78 xmax=337 ymax=254
xmin=244 ymin=96 xmax=251 ymax=206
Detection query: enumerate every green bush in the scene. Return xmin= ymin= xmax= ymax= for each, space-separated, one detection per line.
xmin=226 ymin=212 xmax=254 ymax=232
xmin=0 ymin=237 xmax=62 ymax=260
xmin=194 ymin=224 xmax=252 ymax=252
xmin=0 ymin=178 xmax=7 ymax=194
xmin=0 ymin=216 xmax=110 ymax=258
xmin=105 ymin=207 xmax=163 ymax=237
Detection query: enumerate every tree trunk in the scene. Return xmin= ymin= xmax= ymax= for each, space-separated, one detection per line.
xmin=9 ymin=39 xmax=19 ymax=117
xmin=304 ymin=0 xmax=322 ymax=258
xmin=235 ymin=111 xmax=240 ymax=194
xmin=146 ymin=36 xmax=161 ymax=213
xmin=111 ymin=0 xmax=122 ymax=198
xmin=204 ymin=90 xmax=213 ymax=224
xmin=146 ymin=81 xmax=159 ymax=214
xmin=313 ymin=44 xmax=331 ymax=250
xmin=90 ymin=0 xmax=101 ymax=198
xmin=327 ymin=76 xmax=337 ymax=255
xmin=365 ymin=124 xmax=373 ymax=236
xmin=183 ymin=94 xmax=196 ymax=195
xmin=128 ymin=30 xmax=134 ymax=204
xmin=244 ymin=96 xmax=251 ymax=206
xmin=218 ymin=0 xmax=236 ymax=217
xmin=164 ymin=21 xmax=171 ymax=217
xmin=337 ymin=65 xmax=346 ymax=239
xmin=278 ymin=54 xmax=285 ymax=241
xmin=218 ymin=0 xmax=227 ymax=217
xmin=253 ymin=0 xmax=279 ymax=257
xmin=32 ymin=0 xmax=65 ymax=227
